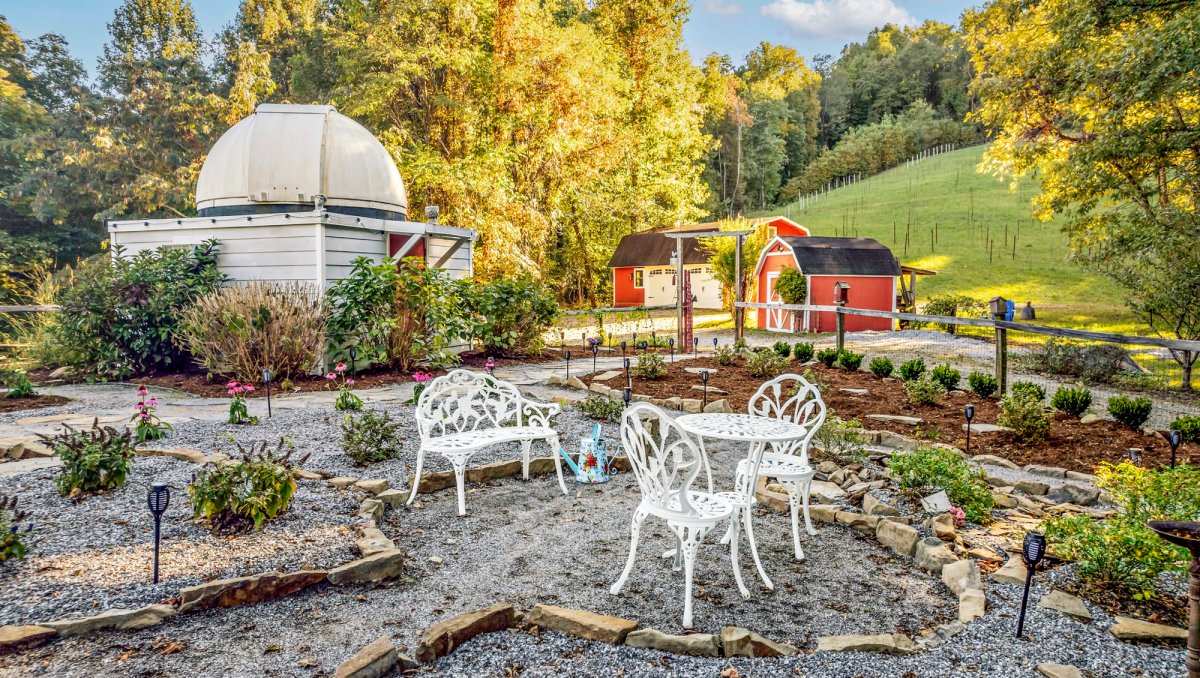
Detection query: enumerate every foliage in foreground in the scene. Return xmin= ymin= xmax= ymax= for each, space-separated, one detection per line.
xmin=1 ymin=368 xmax=36 ymax=398
xmin=462 ymin=277 xmax=559 ymax=355
xmin=0 ymin=494 xmax=30 ymax=562
xmin=39 ymin=420 xmax=136 ymax=498
xmin=577 ymin=394 xmax=623 ymax=423
xmin=342 ymin=410 xmax=403 ymax=465
xmin=888 ymin=447 xmax=994 ymax=523
xmin=715 ymin=345 xmax=737 ymax=366
xmin=1108 ymin=395 xmax=1152 ymax=430
xmin=1171 ymin=415 xmax=1200 ymax=443
xmin=189 ymin=440 xmax=308 ymax=533
xmin=1045 ymin=462 xmax=1200 ymax=599
xmin=634 ymin=352 xmax=666 ymax=380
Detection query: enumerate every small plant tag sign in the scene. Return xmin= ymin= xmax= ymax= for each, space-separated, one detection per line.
xmin=920 ymin=490 xmax=953 ymax=513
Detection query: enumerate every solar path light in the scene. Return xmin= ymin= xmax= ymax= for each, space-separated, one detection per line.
xmin=1016 ymin=531 xmax=1047 ymax=638
xmin=964 ymin=404 xmax=975 ymax=454
xmin=262 ymin=368 xmax=273 ymax=418
xmin=147 ymin=484 xmax=171 ymax=584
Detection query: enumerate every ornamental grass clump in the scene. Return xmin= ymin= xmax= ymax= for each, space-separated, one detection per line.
xmin=39 ymin=420 xmax=136 ymax=498
xmin=869 ymin=357 xmax=894 ymax=378
xmin=342 ymin=410 xmax=402 ymax=465
xmin=887 ymin=447 xmax=994 ymax=523
xmin=1045 ymin=462 xmax=1200 ymax=599
xmin=0 ymin=494 xmax=30 ymax=562
xmin=188 ymin=440 xmax=308 ymax=533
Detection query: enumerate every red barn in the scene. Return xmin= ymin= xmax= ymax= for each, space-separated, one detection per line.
xmin=754 ymin=236 xmax=901 ymax=332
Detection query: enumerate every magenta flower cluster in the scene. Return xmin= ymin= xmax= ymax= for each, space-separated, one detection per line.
xmin=226 ymin=380 xmax=256 ymax=396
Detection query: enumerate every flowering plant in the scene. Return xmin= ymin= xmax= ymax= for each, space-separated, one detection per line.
xmin=327 ymin=363 xmax=362 ymax=411
xmin=484 ymin=358 xmax=495 ymax=374
xmin=227 ymin=381 xmax=259 ymax=425
xmin=131 ymin=385 xmax=172 ymax=442
xmin=405 ymin=371 xmax=434 ymax=405
xmin=948 ymin=506 xmax=966 ymax=527
xmin=586 ymin=337 xmax=599 ymax=347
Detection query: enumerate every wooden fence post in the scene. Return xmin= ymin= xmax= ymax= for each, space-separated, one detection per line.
xmin=995 ymin=324 xmax=1008 ymax=395
xmin=836 ymin=306 xmax=846 ymax=354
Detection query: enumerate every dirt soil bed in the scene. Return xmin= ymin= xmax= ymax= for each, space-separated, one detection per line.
xmin=0 ymin=394 xmax=70 ymax=413
xmin=589 ymin=357 xmax=1199 ymax=474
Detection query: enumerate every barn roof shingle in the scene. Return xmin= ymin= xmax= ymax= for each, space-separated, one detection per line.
xmin=780 ymin=236 xmax=901 ymax=277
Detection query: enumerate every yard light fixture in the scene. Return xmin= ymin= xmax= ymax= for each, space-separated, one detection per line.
xmin=1168 ymin=430 xmax=1182 ymax=468
xmin=147 ymin=484 xmax=171 ymax=584
xmin=712 ymin=337 xmax=718 ymax=351
xmin=623 ymin=387 xmax=632 ymax=408
xmin=700 ymin=370 xmax=710 ymax=408
xmin=624 ymin=357 xmax=631 ymax=390
xmin=1128 ymin=448 xmax=1142 ymax=465
xmin=348 ymin=346 xmax=357 ymax=376
xmin=964 ymin=404 xmax=975 ymax=454
xmin=693 ymin=337 xmax=699 ymax=356
xmin=621 ymin=341 xmax=627 ymax=358
xmin=668 ymin=338 xmax=675 ymax=362
xmin=633 ymin=332 xmax=638 ymax=349
xmin=262 ymin=368 xmax=273 ymax=418
xmin=591 ymin=343 xmax=599 ymax=374
xmin=564 ymin=350 xmax=571 ymax=380
xmin=1015 ymin=531 xmax=1047 ymax=639
xmin=639 ymin=340 xmax=648 ymax=354
xmin=485 ymin=357 xmax=495 ymax=376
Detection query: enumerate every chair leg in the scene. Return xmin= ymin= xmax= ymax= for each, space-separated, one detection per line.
xmin=406 ymin=446 xmax=426 ymax=506
xmin=550 ymin=436 xmax=568 ymax=495
xmin=785 ymin=481 xmax=805 ymax=561
xmin=521 ymin=440 xmax=532 ymax=480
xmin=728 ymin=513 xmax=750 ymax=599
xmin=674 ymin=524 xmax=708 ymax=629
xmin=451 ymin=459 xmax=468 ymax=517
xmin=611 ymin=507 xmax=648 ymax=595
xmin=743 ymin=508 xmax=774 ymax=590
xmin=801 ymin=475 xmax=816 ymax=536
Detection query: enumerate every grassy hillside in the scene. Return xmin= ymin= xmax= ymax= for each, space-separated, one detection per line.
xmin=757 ymin=145 xmax=1138 ymax=332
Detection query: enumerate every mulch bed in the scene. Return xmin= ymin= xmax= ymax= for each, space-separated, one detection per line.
xmin=1056 ymin=578 xmax=1189 ymax=628
xmin=587 ymin=357 xmax=1199 ymax=474
xmin=0 ymin=394 xmax=70 ymax=413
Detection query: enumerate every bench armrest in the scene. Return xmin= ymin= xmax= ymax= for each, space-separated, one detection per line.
xmin=518 ymin=396 xmax=560 ymax=427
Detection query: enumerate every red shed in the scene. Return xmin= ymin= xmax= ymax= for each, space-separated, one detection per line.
xmin=754 ymin=236 xmax=901 ymax=333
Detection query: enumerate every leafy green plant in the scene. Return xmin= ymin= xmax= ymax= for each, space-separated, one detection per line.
xmin=837 ymin=350 xmax=863 ymax=371
xmin=747 ymin=349 xmax=790 ymax=378
xmin=772 ymin=341 xmax=792 ymax=358
xmin=793 ymin=342 xmax=814 ymax=362
xmin=131 ymin=384 xmax=171 ymax=442
xmin=1021 ymin=338 xmax=1131 ymax=385
xmin=326 ymin=363 xmax=363 ymax=411
xmin=869 ymin=356 xmax=894 ymax=378
xmin=801 ymin=368 xmax=830 ymax=393
xmin=342 ymin=410 xmax=402 ymax=465
xmin=1050 ymin=385 xmax=1092 ymax=418
xmin=577 ymin=394 xmax=623 ymax=423
xmin=905 ymin=374 xmax=944 ymax=406
xmin=1045 ymin=462 xmax=1200 ymax=599
xmin=1108 ymin=395 xmax=1152 ymax=430
xmin=715 ymin=345 xmax=737 ymax=366
xmin=1170 ymin=415 xmax=1200 ymax=443
xmin=0 ymin=494 xmax=30 ymax=562
xmin=405 ymin=371 xmax=435 ymax=405
xmin=898 ymin=357 xmax=926 ymax=381
xmin=39 ymin=420 xmax=136 ymax=497
xmin=1010 ymin=381 xmax=1046 ymax=402
xmin=919 ymin=294 xmax=986 ymax=332
xmin=733 ymin=337 xmax=748 ymax=351
xmin=188 ymin=440 xmax=308 ymax=533
xmin=462 ymin=277 xmax=559 ymax=355
xmin=814 ymin=413 xmax=868 ymax=464
xmin=998 ymin=392 xmax=1051 ymax=444
xmin=888 ymin=447 xmax=995 ymax=523
xmin=930 ymin=363 xmax=961 ymax=391
xmin=774 ymin=266 xmax=807 ymax=305
xmin=1 ymin=368 xmax=35 ymax=398
xmin=634 ymin=352 xmax=667 ymax=379
xmin=815 ymin=348 xmax=839 ymax=367
xmin=967 ymin=371 xmax=998 ymax=398
xmin=226 ymin=381 xmax=259 ymax=425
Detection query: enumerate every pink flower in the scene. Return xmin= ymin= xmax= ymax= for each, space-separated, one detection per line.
xmin=227 ymin=381 xmax=238 ymax=389
xmin=243 ymin=384 xmax=255 ymax=392
xmin=326 ymin=372 xmax=336 ymax=380
xmin=140 ymin=412 xmax=150 ymax=420
xmin=137 ymin=385 xmax=148 ymax=396
xmin=335 ymin=363 xmax=347 ymax=373
xmin=345 ymin=378 xmax=355 ymax=386
xmin=227 ymin=389 xmax=237 ymax=396
xmin=413 ymin=372 xmax=432 ymax=383
xmin=147 ymin=398 xmax=158 ymax=406
xmin=948 ymin=506 xmax=966 ymax=527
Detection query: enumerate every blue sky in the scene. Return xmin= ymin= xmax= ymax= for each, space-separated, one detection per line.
xmin=4 ymin=0 xmax=980 ymax=77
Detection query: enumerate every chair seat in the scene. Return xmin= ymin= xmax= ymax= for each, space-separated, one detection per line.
xmin=649 ymin=491 xmax=734 ymax=523
xmin=756 ymin=455 xmax=813 ymax=480
xmin=424 ymin=426 xmax=555 ymax=453
xmin=713 ymin=491 xmax=756 ymax=508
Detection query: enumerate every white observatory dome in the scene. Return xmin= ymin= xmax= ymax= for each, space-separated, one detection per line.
xmin=195 ymin=104 xmax=408 ymax=219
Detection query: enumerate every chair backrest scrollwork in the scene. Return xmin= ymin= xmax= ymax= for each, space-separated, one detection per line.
xmin=748 ymin=374 xmax=826 ymax=462
xmin=620 ymin=403 xmax=706 ymax=519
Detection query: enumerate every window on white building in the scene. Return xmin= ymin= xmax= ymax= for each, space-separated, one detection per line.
xmin=633 ymin=269 xmax=644 ymax=288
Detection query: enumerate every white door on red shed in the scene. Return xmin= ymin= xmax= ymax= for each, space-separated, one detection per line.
xmin=764 ymin=272 xmax=793 ymax=332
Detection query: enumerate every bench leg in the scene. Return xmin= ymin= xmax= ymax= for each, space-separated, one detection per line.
xmin=407 ymin=445 xmax=426 ymax=506
xmin=521 ymin=440 xmax=532 ymax=480
xmin=551 ymin=435 xmax=568 ymax=495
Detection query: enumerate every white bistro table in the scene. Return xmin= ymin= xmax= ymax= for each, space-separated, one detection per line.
xmin=675 ymin=412 xmax=809 ymax=595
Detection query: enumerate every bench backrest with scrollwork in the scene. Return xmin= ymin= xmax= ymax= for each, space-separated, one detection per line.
xmin=415 ymin=369 xmax=525 ymax=440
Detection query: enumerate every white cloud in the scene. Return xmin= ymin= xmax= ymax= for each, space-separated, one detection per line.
xmin=762 ymin=0 xmax=916 ymax=39
xmin=702 ymin=0 xmax=744 ymax=17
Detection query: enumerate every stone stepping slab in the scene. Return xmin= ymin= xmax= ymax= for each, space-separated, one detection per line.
xmin=867 ymin=414 xmax=923 ymax=426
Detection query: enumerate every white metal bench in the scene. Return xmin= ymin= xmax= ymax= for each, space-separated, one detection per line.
xmin=409 ymin=369 xmax=568 ymax=515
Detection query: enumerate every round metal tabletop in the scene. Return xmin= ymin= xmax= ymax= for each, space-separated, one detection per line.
xmin=676 ymin=413 xmax=807 ymax=443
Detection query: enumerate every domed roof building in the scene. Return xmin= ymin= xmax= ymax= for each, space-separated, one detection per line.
xmin=109 ymin=104 xmax=474 ymax=286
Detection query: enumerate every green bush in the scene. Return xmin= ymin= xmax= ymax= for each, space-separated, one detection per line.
xmin=463 ymin=277 xmax=559 ymax=355
xmin=998 ymin=393 xmax=1051 ymax=444
xmin=905 ymin=374 xmax=944 ymax=406
xmin=715 ymin=345 xmax=737 ymax=366
xmin=578 ymin=394 xmax=623 ymax=423
xmin=1 ymin=368 xmax=35 ymax=398
xmin=837 ymin=350 xmax=864 ymax=371
xmin=1108 ymin=395 xmax=1152 ymax=430
xmin=967 ymin=371 xmax=998 ymax=398
xmin=47 ymin=241 xmax=225 ymax=379
xmin=898 ymin=357 xmax=926 ymax=381
xmin=0 ymin=494 xmax=29 ymax=562
xmin=869 ymin=357 xmax=894 ymax=378
xmin=793 ymin=342 xmax=814 ymax=362
xmin=1045 ymin=462 xmax=1200 ymax=599
xmin=814 ymin=413 xmax=868 ymax=464
xmin=39 ymin=420 xmax=136 ymax=497
xmin=1010 ymin=381 xmax=1046 ymax=402
xmin=775 ymin=266 xmax=807 ymax=305
xmin=1170 ymin=415 xmax=1200 ymax=443
xmin=747 ymin=349 xmax=790 ymax=378
xmin=815 ymin=348 xmax=839 ymax=367
xmin=634 ymin=352 xmax=667 ymax=379
xmin=1050 ymin=385 xmax=1092 ymax=418
xmin=919 ymin=295 xmax=986 ymax=332
xmin=772 ymin=341 xmax=792 ymax=358
xmin=930 ymin=363 xmax=960 ymax=391
xmin=1021 ymin=338 xmax=1131 ymax=384
xmin=887 ymin=447 xmax=995 ymax=523
xmin=188 ymin=440 xmax=307 ymax=533
xmin=342 ymin=410 xmax=403 ymax=465
xmin=733 ymin=337 xmax=748 ymax=351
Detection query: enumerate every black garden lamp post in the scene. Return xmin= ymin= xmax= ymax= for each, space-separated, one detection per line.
xmin=1016 ymin=531 xmax=1047 ymax=639
xmin=639 ymin=340 xmax=648 ymax=355
xmin=651 ymin=330 xmax=656 ymax=347
xmin=1129 ymin=448 xmax=1142 ymax=465
xmin=668 ymin=338 xmax=675 ymax=362
xmin=348 ymin=346 xmax=357 ymax=376
xmin=700 ymin=370 xmax=710 ymax=408
xmin=1146 ymin=520 xmax=1200 ymax=678
xmin=621 ymin=341 xmax=627 ymax=358
xmin=564 ymin=350 xmax=571 ymax=380
xmin=623 ymin=387 xmax=632 ymax=409
xmin=693 ymin=337 xmax=699 ymax=356
xmin=964 ymin=404 xmax=975 ymax=454
xmin=591 ymin=343 xmax=599 ymax=374
xmin=712 ymin=337 xmax=718 ymax=352
xmin=633 ymin=332 xmax=638 ymax=349
xmin=262 ymin=368 xmax=273 ymax=418
xmin=1169 ymin=430 xmax=1183 ymax=468
xmin=624 ymin=358 xmax=631 ymax=390
xmin=147 ymin=484 xmax=170 ymax=584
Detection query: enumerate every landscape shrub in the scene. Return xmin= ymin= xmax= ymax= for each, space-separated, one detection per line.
xmin=733 ymin=337 xmax=748 ymax=351
xmin=39 ymin=420 xmax=136 ymax=497
xmin=1050 ymin=385 xmax=1092 ymax=418
xmin=1010 ymin=381 xmax=1046 ymax=402
xmin=905 ymin=374 xmax=944 ymax=406
xmin=930 ymin=363 xmax=961 ymax=391
xmin=1 ymin=368 xmax=35 ymax=398
xmin=1170 ymin=415 xmax=1200 ymax=443
xmin=801 ymin=368 xmax=830 ymax=393
xmin=837 ymin=350 xmax=864 ymax=371
xmin=772 ymin=341 xmax=792 ymax=358
xmin=341 ymin=410 xmax=402 ymax=465
xmin=919 ymin=295 xmax=986 ymax=333
xmin=814 ymin=413 xmax=868 ymax=464
xmin=578 ymin=394 xmax=623 ymax=423
xmin=998 ymin=393 xmax=1051 ymax=444
xmin=188 ymin=440 xmax=308 ymax=533
xmin=887 ymin=446 xmax=994 ymax=523
xmin=634 ymin=352 xmax=667 ymax=380
xmin=774 ymin=266 xmax=807 ymax=305
xmin=462 ymin=277 xmax=559 ymax=355
xmin=47 ymin=241 xmax=225 ymax=379
xmin=747 ymin=349 xmax=789 ymax=378
xmin=967 ymin=371 xmax=998 ymax=398
xmin=0 ymin=494 xmax=29 ymax=562
xmin=869 ymin=357 xmax=894 ymax=378
xmin=793 ymin=342 xmax=814 ymax=362
xmin=177 ymin=281 xmax=326 ymax=382
xmin=1021 ymin=338 xmax=1131 ymax=384
xmin=898 ymin=357 xmax=926 ymax=381
xmin=1045 ymin=462 xmax=1200 ymax=599
xmin=1108 ymin=395 xmax=1152 ymax=430
xmin=715 ymin=345 xmax=737 ymax=366
xmin=815 ymin=348 xmax=839 ymax=367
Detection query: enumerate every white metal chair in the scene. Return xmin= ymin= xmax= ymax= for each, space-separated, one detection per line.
xmin=744 ymin=374 xmax=827 ymax=560
xmin=410 ymin=369 xmax=568 ymax=515
xmin=610 ymin=403 xmax=735 ymax=628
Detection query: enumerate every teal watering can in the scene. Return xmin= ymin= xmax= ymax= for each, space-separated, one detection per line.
xmin=559 ymin=423 xmax=614 ymax=483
